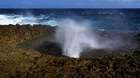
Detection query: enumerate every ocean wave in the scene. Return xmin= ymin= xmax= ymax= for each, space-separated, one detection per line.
xmin=0 ymin=14 xmax=57 ymax=26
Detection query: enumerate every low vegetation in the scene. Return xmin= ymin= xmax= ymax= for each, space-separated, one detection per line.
xmin=0 ymin=25 xmax=140 ymax=78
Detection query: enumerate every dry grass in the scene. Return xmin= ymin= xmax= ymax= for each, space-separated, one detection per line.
xmin=0 ymin=25 xmax=140 ymax=78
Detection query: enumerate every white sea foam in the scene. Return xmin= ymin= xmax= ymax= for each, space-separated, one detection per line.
xmin=0 ymin=14 xmax=57 ymax=26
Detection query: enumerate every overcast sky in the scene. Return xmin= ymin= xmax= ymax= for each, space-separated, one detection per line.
xmin=0 ymin=0 xmax=140 ymax=8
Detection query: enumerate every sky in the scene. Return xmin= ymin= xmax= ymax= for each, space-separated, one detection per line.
xmin=0 ymin=0 xmax=140 ymax=8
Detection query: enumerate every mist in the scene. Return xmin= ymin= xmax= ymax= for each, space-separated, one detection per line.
xmin=55 ymin=18 xmax=136 ymax=58
xmin=55 ymin=19 xmax=98 ymax=58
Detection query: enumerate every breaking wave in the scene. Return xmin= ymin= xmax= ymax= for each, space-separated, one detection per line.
xmin=0 ymin=14 xmax=57 ymax=26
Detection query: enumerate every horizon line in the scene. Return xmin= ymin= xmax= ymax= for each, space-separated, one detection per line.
xmin=0 ymin=7 xmax=140 ymax=9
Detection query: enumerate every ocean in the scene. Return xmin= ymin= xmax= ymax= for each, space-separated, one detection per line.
xmin=0 ymin=9 xmax=140 ymax=31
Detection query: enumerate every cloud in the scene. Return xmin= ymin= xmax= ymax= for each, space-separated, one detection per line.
xmin=0 ymin=0 xmax=140 ymax=8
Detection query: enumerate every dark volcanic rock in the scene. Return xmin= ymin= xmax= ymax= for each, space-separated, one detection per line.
xmin=37 ymin=41 xmax=63 ymax=56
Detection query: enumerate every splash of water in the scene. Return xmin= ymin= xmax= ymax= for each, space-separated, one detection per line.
xmin=55 ymin=18 xmax=136 ymax=58
xmin=55 ymin=19 xmax=100 ymax=58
